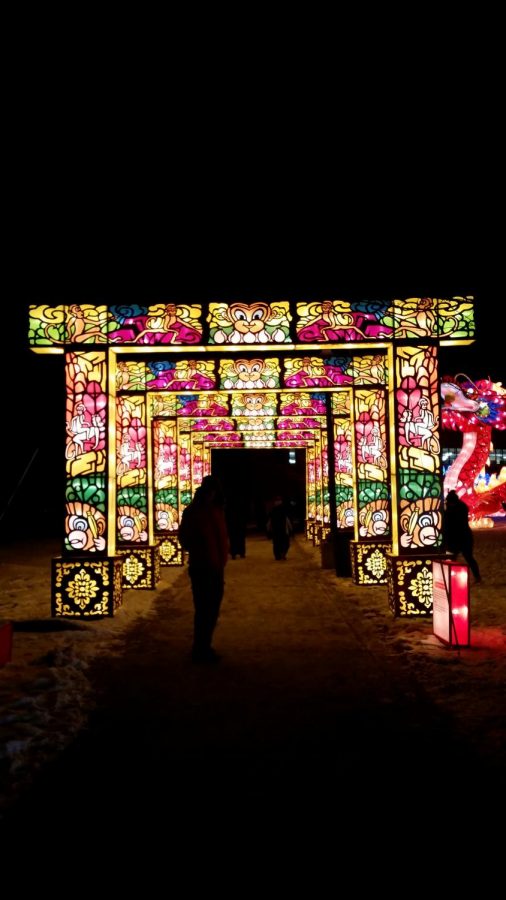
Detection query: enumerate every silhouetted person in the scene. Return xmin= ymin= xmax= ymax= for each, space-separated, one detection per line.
xmin=226 ymin=494 xmax=247 ymax=559
xmin=266 ymin=496 xmax=292 ymax=560
xmin=443 ymin=490 xmax=481 ymax=583
xmin=178 ymin=476 xmax=229 ymax=663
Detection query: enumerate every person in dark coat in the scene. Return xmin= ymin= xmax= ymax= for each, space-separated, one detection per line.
xmin=266 ymin=496 xmax=292 ymax=560
xmin=443 ymin=490 xmax=481 ymax=583
xmin=178 ymin=476 xmax=229 ymax=662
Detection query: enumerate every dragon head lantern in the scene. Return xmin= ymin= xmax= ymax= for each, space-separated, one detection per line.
xmin=441 ymin=375 xmax=506 ymax=522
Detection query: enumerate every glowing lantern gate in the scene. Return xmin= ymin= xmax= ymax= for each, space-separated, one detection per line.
xmin=27 ymin=298 xmax=476 ymax=617
xmin=432 ymin=560 xmax=470 ymax=647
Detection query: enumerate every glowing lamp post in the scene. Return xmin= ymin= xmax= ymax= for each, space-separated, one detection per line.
xmin=432 ymin=560 xmax=470 ymax=647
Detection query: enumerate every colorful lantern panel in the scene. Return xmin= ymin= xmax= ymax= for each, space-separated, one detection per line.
xmin=108 ymin=304 xmax=202 ymax=344
xmin=176 ymin=393 xmax=229 ymax=416
xmin=117 ymin=361 xmax=147 ymax=391
xmin=355 ymin=389 xmax=390 ymax=539
xmin=65 ymin=352 xmax=108 ymax=554
xmin=191 ymin=417 xmax=235 ymax=432
xmin=116 ymin=395 xmax=147 ymax=544
xmin=208 ymin=302 xmax=291 ymax=344
xmin=29 ymin=305 xmax=66 ymax=345
xmin=351 ymin=354 xmax=388 ymax=385
xmin=284 ymin=356 xmax=354 ymax=386
xmin=278 ymin=416 xmax=324 ymax=430
xmin=153 ymin=420 xmax=178 ymax=532
xmin=231 ymin=393 xmax=277 ymax=417
xmin=65 ymin=476 xmax=107 ymax=554
xmin=437 ymin=297 xmax=475 ymax=340
xmin=395 ymin=345 xmax=442 ymax=552
xmin=279 ymin=392 xmax=327 ymax=415
xmin=219 ymin=358 xmax=280 ymax=389
xmin=296 ymin=300 xmax=393 ymax=342
xmin=146 ymin=359 xmax=216 ymax=390
xmin=148 ymin=394 xmax=177 ymax=417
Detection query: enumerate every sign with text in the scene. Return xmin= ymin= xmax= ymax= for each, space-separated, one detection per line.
xmin=433 ymin=560 xmax=470 ymax=647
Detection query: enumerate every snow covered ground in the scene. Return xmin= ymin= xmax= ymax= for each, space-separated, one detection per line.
xmin=0 ymin=539 xmax=169 ymax=812
xmin=1 ymin=523 xmax=505 ymax=816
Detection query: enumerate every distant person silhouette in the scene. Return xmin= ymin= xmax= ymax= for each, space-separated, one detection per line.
xmin=225 ymin=493 xmax=248 ymax=559
xmin=178 ymin=476 xmax=229 ymax=663
xmin=443 ymin=490 xmax=481 ymax=583
xmin=266 ymin=496 xmax=292 ymax=560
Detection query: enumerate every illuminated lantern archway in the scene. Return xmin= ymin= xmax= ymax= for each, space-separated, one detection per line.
xmin=28 ymin=297 xmax=476 ymax=617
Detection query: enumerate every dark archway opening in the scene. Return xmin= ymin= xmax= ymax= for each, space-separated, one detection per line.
xmin=211 ymin=448 xmax=306 ymax=533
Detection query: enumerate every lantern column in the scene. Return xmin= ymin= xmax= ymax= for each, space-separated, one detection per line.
xmin=349 ymin=382 xmax=392 ymax=585
xmin=114 ymin=359 xmax=160 ymax=590
xmin=386 ymin=344 xmax=445 ymax=616
xmin=52 ymin=349 xmax=123 ymax=617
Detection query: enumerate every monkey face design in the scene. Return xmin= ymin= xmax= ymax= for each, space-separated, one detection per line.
xmin=400 ymin=498 xmax=441 ymax=548
xmin=337 ymin=504 xmax=355 ymax=528
xmin=65 ymin=501 xmax=106 ymax=551
xmin=223 ymin=358 xmax=278 ymax=390
xmin=156 ymin=504 xmax=177 ymax=531
xmin=234 ymin=358 xmax=265 ymax=385
xmin=117 ymin=506 xmax=148 ymax=543
xmin=228 ymin=303 xmax=271 ymax=336
xmin=359 ymin=499 xmax=389 ymax=537
xmin=244 ymin=394 xmax=266 ymax=413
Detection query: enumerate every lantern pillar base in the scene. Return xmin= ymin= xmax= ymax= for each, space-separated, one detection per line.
xmin=117 ymin=544 xmax=161 ymax=589
xmin=155 ymin=534 xmax=184 ymax=566
xmin=52 ymin=556 xmax=123 ymax=618
xmin=387 ymin=552 xmax=449 ymax=616
xmin=350 ymin=541 xmax=391 ymax=585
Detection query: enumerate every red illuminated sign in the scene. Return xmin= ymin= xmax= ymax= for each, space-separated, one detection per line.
xmin=433 ymin=560 xmax=470 ymax=647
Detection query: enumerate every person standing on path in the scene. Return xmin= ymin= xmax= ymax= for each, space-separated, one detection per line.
xmin=226 ymin=492 xmax=248 ymax=559
xmin=443 ymin=490 xmax=481 ymax=583
xmin=178 ymin=476 xmax=229 ymax=663
xmin=266 ymin=496 xmax=292 ymax=560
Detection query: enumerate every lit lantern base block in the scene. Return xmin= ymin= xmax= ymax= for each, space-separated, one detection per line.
xmin=313 ymin=525 xmax=324 ymax=547
xmin=432 ymin=559 xmax=470 ymax=646
xmin=117 ymin=545 xmax=161 ymax=589
xmin=316 ymin=525 xmax=331 ymax=545
xmin=52 ymin=557 xmax=123 ymax=617
xmin=306 ymin=521 xmax=315 ymax=541
xmin=350 ymin=541 xmax=390 ymax=585
xmin=387 ymin=553 xmax=446 ymax=616
xmin=156 ymin=535 xmax=184 ymax=566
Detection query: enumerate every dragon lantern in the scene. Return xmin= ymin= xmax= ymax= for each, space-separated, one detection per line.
xmin=441 ymin=376 xmax=506 ymax=524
